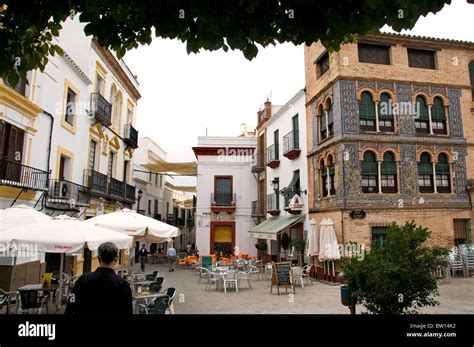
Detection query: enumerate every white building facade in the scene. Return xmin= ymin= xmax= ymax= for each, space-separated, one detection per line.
xmin=193 ymin=136 xmax=258 ymax=258
xmin=0 ymin=16 xmax=141 ymax=282
xmin=249 ymin=89 xmax=309 ymax=263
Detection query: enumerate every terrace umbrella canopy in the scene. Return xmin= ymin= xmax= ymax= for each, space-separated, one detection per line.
xmin=318 ymin=218 xmax=341 ymax=283
xmin=2 ymin=217 xmax=134 ymax=310
xmin=84 ymin=208 xmax=180 ymax=243
xmin=0 ymin=204 xmax=51 ymax=232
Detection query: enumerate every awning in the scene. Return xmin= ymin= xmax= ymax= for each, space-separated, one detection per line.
xmin=165 ymin=182 xmax=196 ymax=193
xmin=248 ymin=215 xmax=305 ymax=241
xmin=142 ymin=159 xmax=197 ymax=176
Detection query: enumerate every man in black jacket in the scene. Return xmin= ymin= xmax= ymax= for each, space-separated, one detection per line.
xmin=139 ymin=244 xmax=148 ymax=272
xmin=65 ymin=242 xmax=133 ymax=315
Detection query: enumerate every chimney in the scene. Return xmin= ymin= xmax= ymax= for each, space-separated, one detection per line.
xmin=264 ymin=99 xmax=272 ymax=119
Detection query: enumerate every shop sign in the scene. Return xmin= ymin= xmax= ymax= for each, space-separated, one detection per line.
xmin=288 ymin=194 xmax=304 ymax=211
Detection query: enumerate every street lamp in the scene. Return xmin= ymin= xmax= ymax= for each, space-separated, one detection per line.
xmin=136 ymin=189 xmax=143 ymax=213
xmin=271 ymin=177 xmax=279 ymax=193
xmin=271 ymin=177 xmax=279 ymax=210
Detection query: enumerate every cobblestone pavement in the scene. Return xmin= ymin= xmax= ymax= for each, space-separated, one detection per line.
xmin=134 ymin=263 xmax=474 ymax=314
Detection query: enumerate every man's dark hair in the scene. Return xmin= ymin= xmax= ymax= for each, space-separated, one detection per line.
xmin=98 ymin=242 xmax=118 ymax=264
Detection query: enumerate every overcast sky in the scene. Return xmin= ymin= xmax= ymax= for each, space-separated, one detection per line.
xmin=124 ymin=0 xmax=474 ymax=185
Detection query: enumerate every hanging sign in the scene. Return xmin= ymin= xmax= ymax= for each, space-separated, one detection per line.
xmin=288 ymin=194 xmax=304 ymax=211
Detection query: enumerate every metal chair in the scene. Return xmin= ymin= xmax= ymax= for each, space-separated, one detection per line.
xmin=448 ymin=252 xmax=466 ymax=277
xmin=292 ymin=267 xmax=305 ymax=288
xmin=164 ymin=287 xmax=177 ymax=314
xmin=223 ymin=270 xmax=239 ymax=293
xmin=145 ymin=271 xmax=159 ymax=281
xmin=0 ymin=289 xmax=18 ymax=314
xmin=18 ymin=290 xmax=48 ymax=314
xmin=463 ymin=250 xmax=474 ymax=276
xmin=238 ymin=268 xmax=253 ymax=289
xmin=140 ymin=296 xmax=170 ymax=315
xmin=302 ymin=265 xmax=313 ymax=285
xmin=197 ymin=267 xmax=217 ymax=290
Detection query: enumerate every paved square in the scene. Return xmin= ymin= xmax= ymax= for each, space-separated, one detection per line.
xmin=135 ymin=264 xmax=474 ymax=314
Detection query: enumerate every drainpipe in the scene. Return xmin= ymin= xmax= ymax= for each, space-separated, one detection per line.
xmin=42 ymin=110 xmax=54 ymax=175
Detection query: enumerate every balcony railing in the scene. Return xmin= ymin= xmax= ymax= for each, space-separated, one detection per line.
xmin=266 ymin=193 xmax=279 ymax=212
xmin=211 ymin=192 xmax=236 ymax=206
xmin=47 ymin=179 xmax=89 ymax=206
xmin=83 ymin=169 xmax=108 ymax=196
xmin=251 ymin=200 xmax=264 ymax=216
xmin=125 ymin=183 xmax=136 ymax=202
xmin=124 ymin=123 xmax=138 ymax=149
xmin=90 ymin=93 xmax=112 ymax=126
xmin=0 ymin=159 xmax=49 ymax=191
xmin=251 ymin=154 xmax=265 ymax=173
xmin=109 ymin=177 xmax=125 ymax=199
xmin=283 ymin=130 xmax=299 ymax=155
xmin=266 ymin=144 xmax=280 ymax=168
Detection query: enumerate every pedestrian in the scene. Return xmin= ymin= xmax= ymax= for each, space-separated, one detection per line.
xmin=139 ymin=244 xmax=148 ymax=272
xmin=186 ymin=242 xmax=192 ymax=255
xmin=167 ymin=244 xmax=176 ymax=272
xmin=65 ymin=242 xmax=133 ymax=315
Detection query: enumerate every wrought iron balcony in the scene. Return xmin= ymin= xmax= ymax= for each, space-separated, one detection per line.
xmin=251 ymin=200 xmax=264 ymax=216
xmin=47 ymin=179 xmax=89 ymax=207
xmin=211 ymin=192 xmax=236 ymax=206
xmin=283 ymin=130 xmax=301 ymax=159
xmin=125 ymin=183 xmax=136 ymax=203
xmin=266 ymin=144 xmax=280 ymax=169
xmin=83 ymin=169 xmax=108 ymax=196
xmin=266 ymin=193 xmax=280 ymax=216
xmin=90 ymin=93 xmax=112 ymax=126
xmin=109 ymin=177 xmax=125 ymax=199
xmin=123 ymin=123 xmax=138 ymax=149
xmin=251 ymin=154 xmax=265 ymax=173
xmin=211 ymin=192 xmax=236 ymax=213
xmin=0 ymin=159 xmax=49 ymax=191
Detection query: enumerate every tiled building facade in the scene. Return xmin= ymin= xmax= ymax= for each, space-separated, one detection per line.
xmin=304 ymin=33 xmax=474 ymax=252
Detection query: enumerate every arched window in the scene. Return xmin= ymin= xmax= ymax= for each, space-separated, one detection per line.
xmin=415 ymin=96 xmax=430 ymax=134
xmin=361 ymin=151 xmax=378 ymax=193
xmin=319 ymin=105 xmax=327 ymax=141
xmin=327 ymin=100 xmax=334 ymax=137
xmin=113 ymin=92 xmax=122 ymax=130
xmin=436 ymin=154 xmax=451 ymax=193
xmin=378 ymin=93 xmax=394 ymax=132
xmin=109 ymin=86 xmax=116 ymax=121
xmin=328 ymin=155 xmax=335 ymax=195
xmin=418 ymin=153 xmax=434 ymax=193
xmin=320 ymin=159 xmax=328 ymax=197
xmin=431 ymin=97 xmax=447 ymax=135
xmin=359 ymin=92 xmax=376 ymax=132
xmin=469 ymin=61 xmax=474 ymax=101
xmin=381 ymin=152 xmax=397 ymax=193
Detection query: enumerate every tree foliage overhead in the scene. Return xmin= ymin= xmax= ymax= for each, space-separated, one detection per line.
xmin=341 ymin=221 xmax=448 ymax=315
xmin=0 ymin=0 xmax=451 ymax=85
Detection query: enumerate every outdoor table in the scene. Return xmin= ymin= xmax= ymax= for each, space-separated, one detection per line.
xmin=131 ymin=280 xmax=154 ymax=292
xmin=130 ymin=273 xmax=147 ymax=281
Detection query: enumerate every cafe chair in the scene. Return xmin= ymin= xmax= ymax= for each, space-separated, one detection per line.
xmin=164 ymin=287 xmax=177 ymax=314
xmin=302 ymin=265 xmax=313 ymax=285
xmin=238 ymin=268 xmax=253 ymax=290
xmin=18 ymin=290 xmax=48 ymax=314
xmin=223 ymin=270 xmax=239 ymax=293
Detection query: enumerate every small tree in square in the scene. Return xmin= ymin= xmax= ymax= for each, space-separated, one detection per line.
xmin=341 ymin=221 xmax=448 ymax=314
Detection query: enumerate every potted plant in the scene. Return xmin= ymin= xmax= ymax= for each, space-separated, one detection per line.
xmin=255 ymin=241 xmax=268 ymax=260
xmin=289 ymin=239 xmax=306 ymax=266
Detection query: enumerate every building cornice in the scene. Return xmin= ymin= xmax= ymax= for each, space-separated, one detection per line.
xmin=61 ymin=51 xmax=92 ymax=85
xmin=91 ymin=39 xmax=141 ymax=101
xmin=0 ymin=81 xmax=41 ymax=120
xmin=192 ymin=146 xmax=255 ymax=158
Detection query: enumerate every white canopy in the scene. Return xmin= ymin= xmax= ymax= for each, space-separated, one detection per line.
xmin=84 ymin=208 xmax=180 ymax=243
xmin=318 ymin=218 xmax=341 ymax=261
xmin=306 ymin=218 xmax=319 ymax=257
xmin=0 ymin=204 xmax=51 ymax=232
xmin=1 ymin=217 xmax=134 ymax=252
